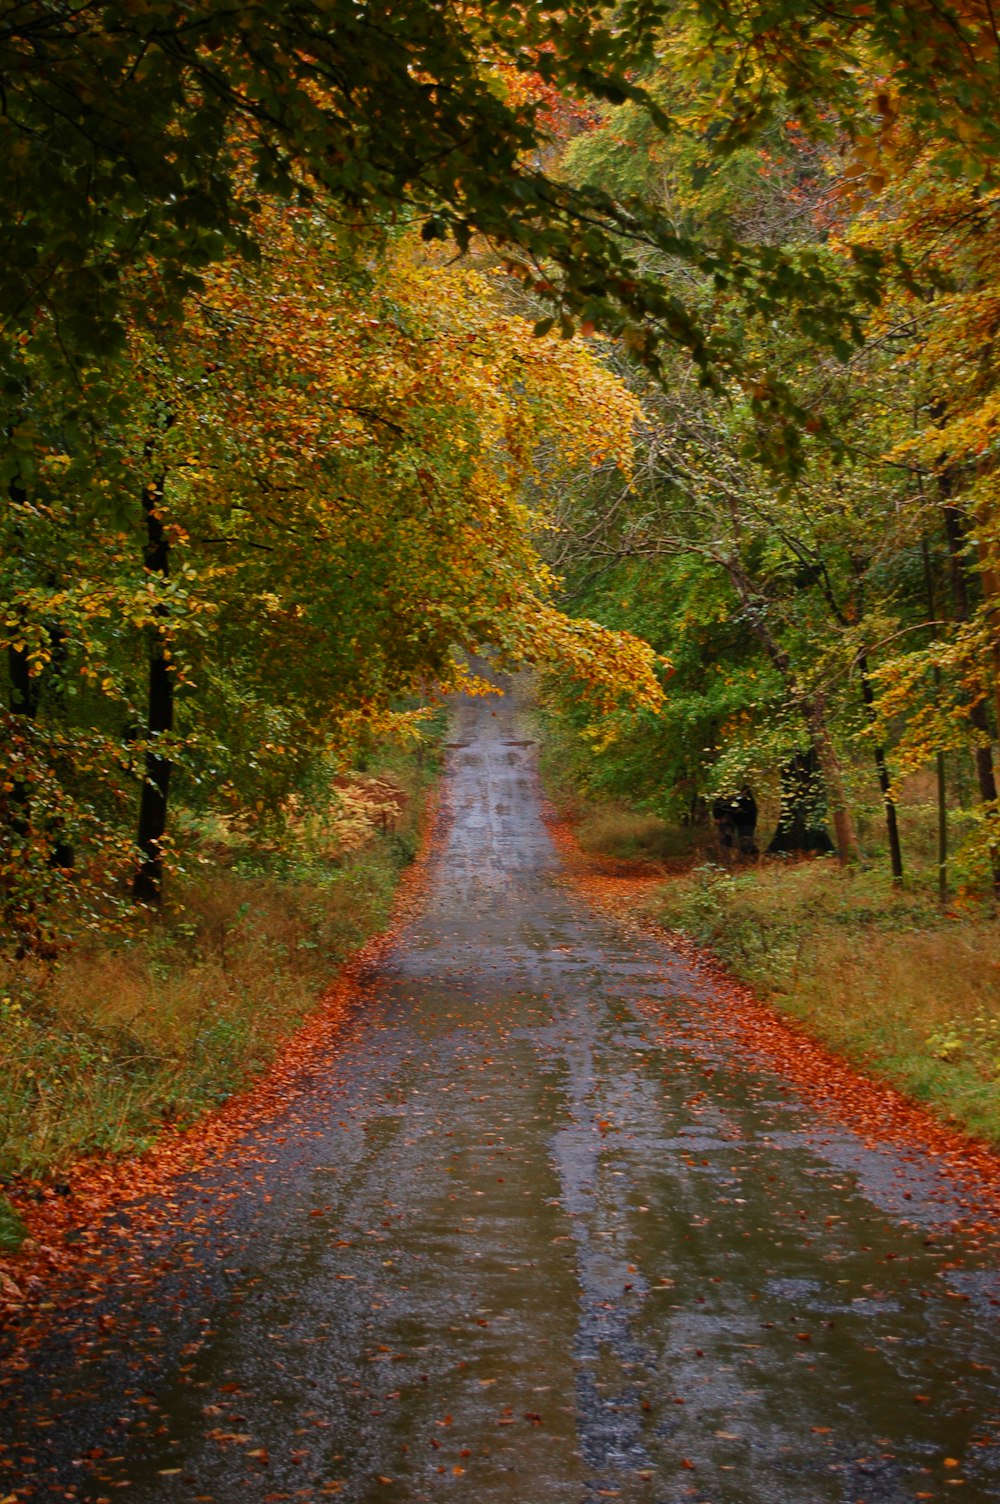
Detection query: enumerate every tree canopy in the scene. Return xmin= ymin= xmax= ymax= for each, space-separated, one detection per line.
xmin=4 ymin=0 xmax=1000 ymax=941
xmin=4 ymin=0 xmax=953 ymax=453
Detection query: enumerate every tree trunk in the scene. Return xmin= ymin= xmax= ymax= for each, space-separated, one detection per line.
xmin=943 ymin=502 xmax=1000 ymax=891
xmin=921 ymin=535 xmax=949 ymax=902
xmin=972 ymin=508 xmax=1000 ymax=741
xmin=724 ymin=561 xmax=861 ymax=864
xmin=856 ymin=648 xmax=904 ymax=883
xmin=8 ymin=643 xmax=37 ymax=720
xmin=812 ymin=552 xmax=901 ymax=880
xmin=806 ymin=709 xmax=860 ymax=866
xmin=132 ymin=474 xmax=174 ymax=905
xmin=767 ymin=750 xmax=834 ymax=855
xmin=7 ymin=479 xmax=38 ymax=840
xmin=6 ymin=643 xmax=36 ymax=863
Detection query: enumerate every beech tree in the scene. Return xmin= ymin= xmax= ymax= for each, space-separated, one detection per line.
xmin=1 ymin=194 xmax=665 ymax=930
xmin=0 ymin=0 xmax=912 ymax=476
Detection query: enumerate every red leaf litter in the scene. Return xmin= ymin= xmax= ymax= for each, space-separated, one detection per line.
xmin=543 ymin=800 xmax=1000 ymax=1256
xmin=0 ymin=789 xmax=442 ymax=1337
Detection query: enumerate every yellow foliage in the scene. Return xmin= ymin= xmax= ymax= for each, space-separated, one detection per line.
xmin=127 ymin=203 xmax=660 ymax=727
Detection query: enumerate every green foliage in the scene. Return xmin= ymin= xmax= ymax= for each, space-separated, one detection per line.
xmin=8 ymin=0 xmax=969 ymax=468
xmin=539 ymin=545 xmax=786 ymax=821
xmin=542 ymin=15 xmax=1000 ymax=884
xmin=0 ymin=204 xmax=660 ymax=944
xmin=685 ymin=0 xmax=1000 ymax=180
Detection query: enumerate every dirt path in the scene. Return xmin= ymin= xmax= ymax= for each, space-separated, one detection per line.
xmin=2 ymin=688 xmax=999 ymax=1503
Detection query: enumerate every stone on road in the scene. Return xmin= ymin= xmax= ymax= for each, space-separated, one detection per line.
xmin=2 ymin=687 xmax=999 ymax=1503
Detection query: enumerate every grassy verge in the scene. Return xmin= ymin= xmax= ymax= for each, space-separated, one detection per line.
xmin=540 ymin=740 xmax=1000 ymax=1149
xmin=649 ymin=861 xmax=1000 ymax=1145
xmin=0 ymin=736 xmax=441 ymax=1244
xmin=571 ymin=805 xmax=704 ymax=865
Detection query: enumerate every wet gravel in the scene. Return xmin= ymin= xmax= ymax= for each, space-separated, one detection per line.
xmin=1 ymin=688 xmax=999 ymax=1504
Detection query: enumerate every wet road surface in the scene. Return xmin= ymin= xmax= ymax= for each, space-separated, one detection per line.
xmin=2 ymin=687 xmax=999 ymax=1503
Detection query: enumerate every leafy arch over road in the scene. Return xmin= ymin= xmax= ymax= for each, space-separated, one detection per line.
xmin=0 ymin=0 xmax=950 ymax=446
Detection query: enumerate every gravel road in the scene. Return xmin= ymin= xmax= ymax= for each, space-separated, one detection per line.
xmin=2 ymin=686 xmax=999 ymax=1504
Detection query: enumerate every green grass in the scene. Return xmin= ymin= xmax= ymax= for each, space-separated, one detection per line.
xmin=536 ymin=719 xmax=1000 ymax=1144
xmin=0 ymin=1194 xmax=27 ymax=1252
xmin=650 ymin=860 xmax=1000 ymax=1144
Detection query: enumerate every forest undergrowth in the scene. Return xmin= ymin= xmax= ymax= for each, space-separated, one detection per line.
xmin=0 ymin=737 xmax=441 ymax=1248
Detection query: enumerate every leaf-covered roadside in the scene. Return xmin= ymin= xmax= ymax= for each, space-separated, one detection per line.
xmin=0 ymin=730 xmax=442 ymax=1249
xmin=544 ymin=804 xmax=1000 ymax=1247
xmin=651 ymin=862 xmax=1000 ymax=1147
xmin=542 ymin=767 xmax=1000 ymax=1148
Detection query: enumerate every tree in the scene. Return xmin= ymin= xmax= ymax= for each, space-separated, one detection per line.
xmin=1 ymin=196 xmax=665 ymax=928
xmin=842 ymin=147 xmax=1000 ymax=888
xmin=539 ymin=39 xmax=1000 ymax=878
